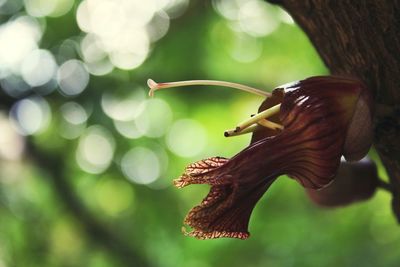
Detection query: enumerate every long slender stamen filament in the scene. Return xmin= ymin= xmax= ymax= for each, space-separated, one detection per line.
xmin=147 ymin=79 xmax=271 ymax=97
xmin=257 ymin=119 xmax=284 ymax=130
xmin=234 ymin=104 xmax=281 ymax=133
xmin=224 ymin=124 xmax=259 ymax=137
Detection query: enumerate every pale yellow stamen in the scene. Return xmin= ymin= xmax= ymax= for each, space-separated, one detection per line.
xmin=234 ymin=104 xmax=281 ymax=133
xmin=147 ymin=79 xmax=271 ymax=98
xmin=224 ymin=124 xmax=259 ymax=137
xmin=257 ymin=119 xmax=284 ymax=130
xmin=224 ymin=119 xmax=283 ymax=137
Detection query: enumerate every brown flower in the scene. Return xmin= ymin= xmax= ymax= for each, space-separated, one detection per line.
xmin=148 ymin=76 xmax=373 ymax=239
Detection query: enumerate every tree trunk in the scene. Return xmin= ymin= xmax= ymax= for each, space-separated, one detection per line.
xmin=267 ymin=0 xmax=400 ymax=221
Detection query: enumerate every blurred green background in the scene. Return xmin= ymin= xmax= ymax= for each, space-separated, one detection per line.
xmin=0 ymin=0 xmax=399 ymax=266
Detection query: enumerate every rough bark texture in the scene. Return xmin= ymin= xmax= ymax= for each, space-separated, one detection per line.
xmin=267 ymin=0 xmax=400 ymax=221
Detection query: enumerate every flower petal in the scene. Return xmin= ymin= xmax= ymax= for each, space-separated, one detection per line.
xmin=174 ymin=157 xmax=228 ymax=188
xmin=181 ymin=170 xmax=276 ymax=239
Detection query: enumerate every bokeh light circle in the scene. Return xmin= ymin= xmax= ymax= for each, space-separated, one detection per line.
xmin=135 ymin=98 xmax=173 ymax=138
xmin=121 ymin=147 xmax=160 ymax=185
xmin=60 ymin=102 xmax=88 ymax=125
xmin=21 ymin=49 xmax=57 ymax=87
xmin=57 ymin=59 xmax=90 ymax=96
xmin=101 ymin=90 xmax=146 ymax=122
xmin=166 ymin=119 xmax=207 ymax=158
xmin=76 ymin=125 xmax=115 ymax=174
xmin=9 ymin=97 xmax=51 ymax=136
xmin=0 ymin=16 xmax=42 ymax=73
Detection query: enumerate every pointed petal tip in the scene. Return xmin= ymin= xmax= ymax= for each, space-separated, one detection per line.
xmin=173 ymin=178 xmax=189 ymax=188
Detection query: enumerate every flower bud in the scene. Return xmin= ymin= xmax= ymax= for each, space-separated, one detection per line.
xmin=306 ymin=158 xmax=378 ymax=207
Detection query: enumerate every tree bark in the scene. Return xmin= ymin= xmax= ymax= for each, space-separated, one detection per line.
xmin=267 ymin=0 xmax=400 ymax=221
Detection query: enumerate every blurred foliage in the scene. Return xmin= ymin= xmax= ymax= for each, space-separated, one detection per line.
xmin=0 ymin=1 xmax=399 ymax=267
